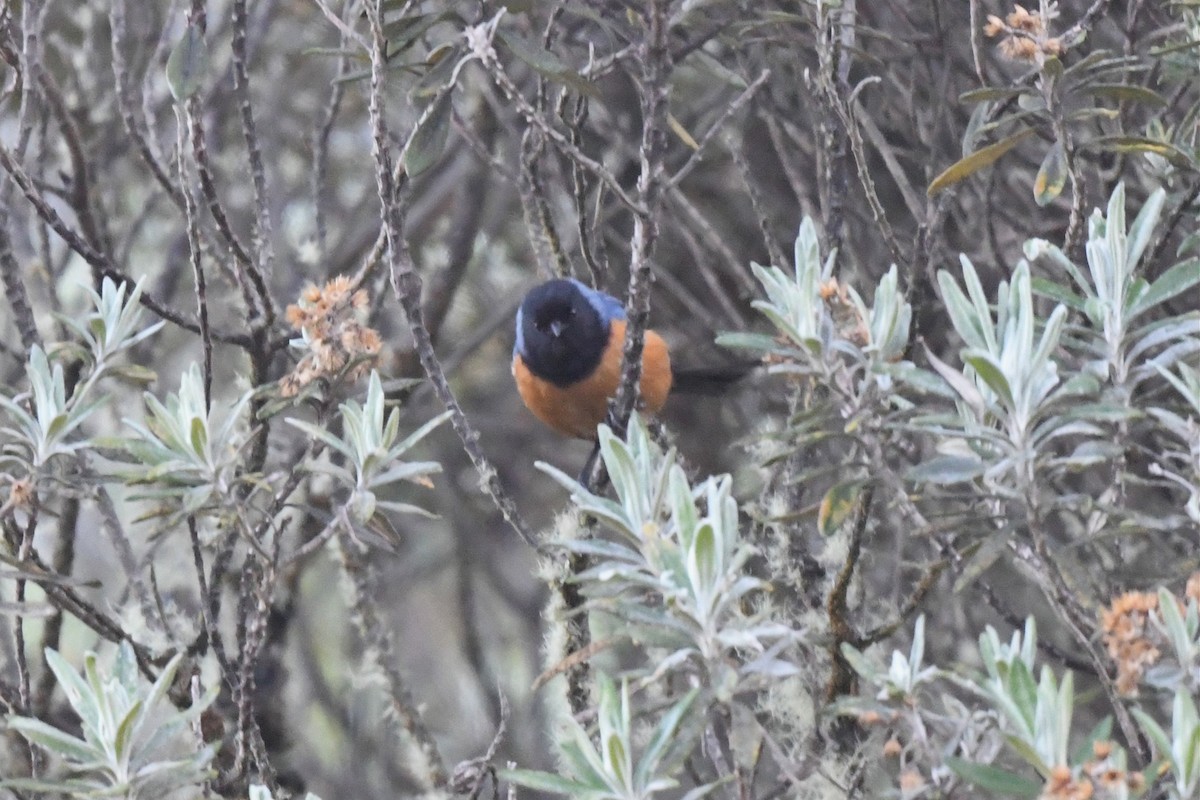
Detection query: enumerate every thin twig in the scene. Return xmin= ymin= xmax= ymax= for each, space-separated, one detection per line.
xmin=762 ymin=111 xmax=822 ymax=225
xmin=338 ymin=508 xmax=449 ymax=789
xmin=666 ymin=68 xmax=771 ymax=192
xmin=34 ymin=498 xmax=79 ymax=715
xmin=668 ymin=186 xmax=757 ymax=294
xmin=564 ymin=94 xmax=607 ymax=286
xmin=1146 ymin=177 xmax=1200 ymax=275
xmin=230 ymin=0 xmax=278 ymax=320
xmin=0 ymin=222 xmax=41 ymax=350
xmin=13 ymin=506 xmax=39 ymax=775
xmin=663 ymin=211 xmax=745 ymax=327
xmin=110 ymin=0 xmax=185 ymax=209
xmin=0 ymin=139 xmax=256 ymax=347
xmin=10 ymin=0 xmax=47 ymax=175
xmin=726 ymin=130 xmax=788 ymax=272
xmin=1060 ymin=0 xmax=1115 ymax=45
xmin=310 ymin=0 xmax=369 ymax=51
xmin=518 ymin=127 xmax=569 ymax=279
xmin=1009 ymin=539 xmax=1148 ymax=760
xmin=205 ymin=528 xmax=240 ymax=680
xmin=184 ymin=82 xmax=263 ymax=322
xmin=814 ymin=1 xmax=851 ymax=254
xmin=367 ymin=12 xmax=537 ymax=550
xmin=852 ymin=99 xmax=927 ymax=228
xmin=233 ymin=556 xmax=278 ymax=788
xmin=857 ymin=556 xmax=948 ymax=646
xmin=609 ymin=0 xmax=672 ymax=432
xmin=34 ymin=68 xmax=111 ymax=272
xmin=311 ymin=49 xmax=350 ymax=261
xmin=968 ymin=0 xmax=988 ymax=86
xmin=188 ymin=517 xmax=232 ymax=677
xmin=473 ymin=20 xmax=648 ymax=217
xmin=452 ymin=501 xmax=503 ymax=726
xmin=833 ymin=84 xmax=907 ymax=267
xmin=179 ymin=102 xmax=214 ymax=410
xmin=81 ymin=457 xmax=166 ymax=638
xmin=825 ymin=487 xmax=873 ymax=701
xmin=7 ymin=544 xmax=155 ymax=663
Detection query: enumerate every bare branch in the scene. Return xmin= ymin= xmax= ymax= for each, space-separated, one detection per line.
xmin=609 ymin=0 xmax=672 ymax=432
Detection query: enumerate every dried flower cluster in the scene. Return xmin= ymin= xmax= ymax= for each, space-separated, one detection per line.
xmin=1042 ymin=764 xmax=1093 ymax=800
xmin=984 ymin=4 xmax=1064 ymax=62
xmin=0 ymin=475 xmax=34 ymax=516
xmin=1083 ymin=741 xmax=1145 ymax=796
xmin=898 ymin=768 xmax=924 ymax=797
xmin=281 ymin=276 xmax=381 ymax=397
xmin=857 ymin=709 xmax=892 ymax=726
xmin=1100 ymin=574 xmax=1200 ymax=696
xmin=819 ymin=277 xmax=869 ymax=347
xmin=1100 ymin=590 xmax=1161 ymax=695
xmin=1039 ymin=741 xmax=1146 ymax=800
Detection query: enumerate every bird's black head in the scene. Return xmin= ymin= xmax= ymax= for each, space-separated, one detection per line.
xmin=515 ymin=279 xmax=611 ymax=387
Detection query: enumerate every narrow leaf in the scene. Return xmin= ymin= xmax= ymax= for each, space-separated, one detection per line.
xmin=945 ymin=757 xmax=1041 ymax=797
xmin=928 ymin=127 xmax=1037 ymax=195
xmin=495 ymin=29 xmax=598 ymax=97
xmin=1084 ymin=84 xmax=1167 ymax=106
xmin=818 ymin=482 xmax=860 ymax=536
xmin=962 ymin=351 xmax=1015 ymax=410
xmin=166 ymin=24 xmax=208 ymax=101
xmin=923 ymin=342 xmax=986 ymax=416
xmin=404 ymin=92 xmax=453 ymax=177
xmin=668 ymin=112 xmax=700 ymax=150
xmin=1083 ymin=136 xmax=1195 ymax=168
xmin=1033 ymin=141 xmax=1068 ymax=207
xmin=1128 ymin=258 xmax=1200 ymax=320
xmin=189 ymin=415 xmax=207 ymax=458
xmin=907 ymin=454 xmax=987 ymax=484
xmin=497 ymin=768 xmax=595 ymax=795
xmin=6 ymin=717 xmax=99 ymax=762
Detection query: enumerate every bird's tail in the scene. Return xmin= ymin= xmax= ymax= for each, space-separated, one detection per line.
xmin=670 ymin=361 xmax=758 ymax=395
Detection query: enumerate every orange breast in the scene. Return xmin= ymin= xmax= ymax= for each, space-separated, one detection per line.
xmin=513 ymin=320 xmax=673 ymax=439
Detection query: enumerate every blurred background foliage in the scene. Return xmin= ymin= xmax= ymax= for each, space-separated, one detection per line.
xmin=0 ymin=0 xmax=1198 ymax=798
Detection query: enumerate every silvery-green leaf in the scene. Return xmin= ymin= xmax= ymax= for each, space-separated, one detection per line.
xmin=369 ymin=460 xmax=442 ymax=488
xmin=945 ymin=757 xmax=1041 ymax=797
xmin=634 ymin=688 xmax=699 ymax=788
xmin=1033 ymin=140 xmax=1068 ymax=207
xmin=907 ymin=453 xmax=984 ymax=484
xmin=495 ymin=768 xmax=596 ymax=796
xmin=5 ymin=717 xmax=98 ymax=762
xmin=404 ymin=92 xmax=452 ymax=177
xmin=938 ymin=267 xmax=990 ymax=351
xmin=166 ymin=24 xmax=208 ymax=102
xmin=923 ymin=344 xmax=986 ymax=416
xmin=45 ymin=648 xmax=101 ymax=733
xmin=1128 ymin=314 xmax=1200 ymax=364
xmin=1129 ymin=258 xmax=1200 ymax=320
xmin=375 ymin=500 xmax=439 ymax=519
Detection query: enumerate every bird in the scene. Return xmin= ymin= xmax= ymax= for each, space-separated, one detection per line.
xmin=512 ymin=278 xmax=751 ymax=439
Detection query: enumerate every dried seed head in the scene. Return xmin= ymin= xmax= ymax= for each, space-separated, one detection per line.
xmin=282 ymin=275 xmax=382 ymax=396
xmin=1100 ymin=591 xmax=1161 ymax=695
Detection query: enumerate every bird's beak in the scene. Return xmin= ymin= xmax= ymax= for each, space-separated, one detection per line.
xmin=549 ymin=320 xmax=565 ymax=338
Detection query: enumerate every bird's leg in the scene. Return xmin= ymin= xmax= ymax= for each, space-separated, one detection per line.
xmin=577 ymin=440 xmax=602 ymax=487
